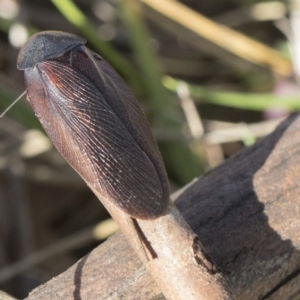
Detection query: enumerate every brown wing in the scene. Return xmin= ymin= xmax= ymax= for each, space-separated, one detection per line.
xmin=69 ymin=46 xmax=170 ymax=206
xmin=24 ymin=61 xmax=167 ymax=219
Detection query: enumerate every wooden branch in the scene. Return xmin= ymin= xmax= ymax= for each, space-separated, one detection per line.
xmin=26 ymin=114 xmax=300 ymax=299
xmin=0 ymin=291 xmax=17 ymax=300
xmin=88 ymin=189 xmax=232 ymax=300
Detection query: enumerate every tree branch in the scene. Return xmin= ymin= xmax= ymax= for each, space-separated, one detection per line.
xmin=26 ymin=114 xmax=300 ymax=299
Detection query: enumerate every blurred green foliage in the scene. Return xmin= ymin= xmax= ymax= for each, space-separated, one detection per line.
xmin=164 ymin=76 xmax=300 ymax=111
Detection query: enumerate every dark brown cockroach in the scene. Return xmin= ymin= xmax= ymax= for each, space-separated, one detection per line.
xmin=17 ymin=31 xmax=169 ymax=220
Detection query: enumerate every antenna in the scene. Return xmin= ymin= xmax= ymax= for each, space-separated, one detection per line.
xmin=0 ymin=90 xmax=27 ymax=118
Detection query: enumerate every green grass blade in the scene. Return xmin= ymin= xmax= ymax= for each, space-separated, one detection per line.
xmin=163 ymin=76 xmax=300 ymax=111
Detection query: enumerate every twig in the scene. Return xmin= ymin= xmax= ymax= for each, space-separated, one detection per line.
xmin=204 ymin=118 xmax=285 ymax=144
xmin=0 ymin=290 xmax=17 ymax=300
xmin=176 ymin=81 xmax=204 ymax=139
xmin=90 ymin=187 xmax=233 ymax=300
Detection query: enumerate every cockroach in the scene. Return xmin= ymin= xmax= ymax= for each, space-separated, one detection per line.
xmin=17 ymin=31 xmax=169 ymax=220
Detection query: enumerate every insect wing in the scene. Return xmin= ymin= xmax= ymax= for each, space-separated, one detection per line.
xmin=72 ymin=46 xmax=170 ymax=206
xmin=24 ymin=60 xmax=166 ymax=219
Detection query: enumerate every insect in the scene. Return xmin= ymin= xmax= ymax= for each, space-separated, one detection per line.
xmin=17 ymin=31 xmax=169 ymax=220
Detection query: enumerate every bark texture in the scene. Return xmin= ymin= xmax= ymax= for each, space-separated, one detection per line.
xmin=26 ymin=114 xmax=300 ymax=299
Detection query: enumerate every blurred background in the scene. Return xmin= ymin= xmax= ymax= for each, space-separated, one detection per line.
xmin=0 ymin=0 xmax=298 ymax=298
